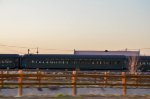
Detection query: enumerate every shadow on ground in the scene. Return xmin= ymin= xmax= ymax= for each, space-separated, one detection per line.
xmin=0 ymin=95 xmax=150 ymax=99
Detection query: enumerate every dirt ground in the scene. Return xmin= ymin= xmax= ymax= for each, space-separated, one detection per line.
xmin=0 ymin=95 xmax=149 ymax=99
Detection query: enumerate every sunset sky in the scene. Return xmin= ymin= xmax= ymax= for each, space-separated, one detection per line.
xmin=0 ymin=0 xmax=150 ymax=55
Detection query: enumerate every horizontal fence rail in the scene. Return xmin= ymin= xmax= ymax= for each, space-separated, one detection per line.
xmin=0 ymin=70 xmax=149 ymax=96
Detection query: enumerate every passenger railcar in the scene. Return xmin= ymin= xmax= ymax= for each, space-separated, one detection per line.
xmin=137 ymin=56 xmax=150 ymax=72
xmin=0 ymin=54 xmax=20 ymax=69
xmin=21 ymin=54 xmax=128 ymax=71
xmin=0 ymin=54 xmax=149 ymax=72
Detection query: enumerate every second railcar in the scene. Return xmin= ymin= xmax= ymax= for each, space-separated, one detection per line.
xmin=21 ymin=54 xmax=128 ymax=71
xmin=0 ymin=54 xmax=20 ymax=69
xmin=138 ymin=56 xmax=150 ymax=72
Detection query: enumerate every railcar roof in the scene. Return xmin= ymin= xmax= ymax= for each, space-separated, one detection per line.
xmin=0 ymin=54 xmax=20 ymax=57
xmin=23 ymin=54 xmax=127 ymax=59
xmin=139 ymin=56 xmax=150 ymax=60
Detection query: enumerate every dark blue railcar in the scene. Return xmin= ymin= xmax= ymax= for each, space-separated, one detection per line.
xmin=138 ymin=56 xmax=150 ymax=72
xmin=0 ymin=54 xmax=20 ymax=69
xmin=21 ymin=54 xmax=128 ymax=71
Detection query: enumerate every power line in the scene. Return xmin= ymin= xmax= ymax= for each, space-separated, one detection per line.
xmin=0 ymin=43 xmax=150 ymax=53
xmin=39 ymin=48 xmax=73 ymax=52
xmin=0 ymin=46 xmax=25 ymax=54
xmin=140 ymin=48 xmax=150 ymax=50
xmin=0 ymin=44 xmax=36 ymax=49
xmin=0 ymin=43 xmax=73 ymax=52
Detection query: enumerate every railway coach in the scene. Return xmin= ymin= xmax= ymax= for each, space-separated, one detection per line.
xmin=137 ymin=56 xmax=150 ymax=72
xmin=21 ymin=54 xmax=128 ymax=71
xmin=0 ymin=54 xmax=149 ymax=72
xmin=0 ymin=54 xmax=20 ymax=69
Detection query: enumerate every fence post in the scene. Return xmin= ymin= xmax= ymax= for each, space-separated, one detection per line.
xmin=0 ymin=70 xmax=3 ymax=88
xmin=18 ymin=70 xmax=23 ymax=97
xmin=38 ymin=71 xmax=41 ymax=89
xmin=122 ymin=72 xmax=127 ymax=96
xmin=37 ymin=69 xmax=39 ymax=81
xmin=94 ymin=71 xmax=97 ymax=84
xmin=65 ymin=69 xmax=68 ymax=80
xmin=104 ymin=72 xmax=108 ymax=87
xmin=6 ymin=67 xmax=9 ymax=75
xmin=6 ymin=68 xmax=9 ymax=81
xmin=72 ymin=70 xmax=77 ymax=96
xmin=135 ymin=72 xmax=138 ymax=88
xmin=36 ymin=69 xmax=41 ymax=89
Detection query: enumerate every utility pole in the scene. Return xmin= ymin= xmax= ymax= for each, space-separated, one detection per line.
xmin=28 ymin=49 xmax=30 ymax=54
xmin=36 ymin=47 xmax=39 ymax=54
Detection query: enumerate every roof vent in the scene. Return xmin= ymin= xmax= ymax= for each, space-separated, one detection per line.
xmin=105 ymin=50 xmax=109 ymax=52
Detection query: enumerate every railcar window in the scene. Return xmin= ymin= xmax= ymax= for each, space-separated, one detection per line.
xmin=139 ymin=61 xmax=142 ymax=65
xmin=15 ymin=59 xmax=18 ymax=62
xmin=142 ymin=61 xmax=146 ymax=65
xmin=73 ymin=59 xmax=75 ymax=64
xmin=81 ymin=60 xmax=84 ymax=64
xmin=56 ymin=59 xmax=59 ymax=64
xmin=0 ymin=60 xmax=13 ymax=64
xmin=46 ymin=61 xmax=49 ymax=64
xmin=117 ymin=61 xmax=120 ymax=64
xmin=76 ymin=59 xmax=79 ymax=64
xmin=96 ymin=61 xmax=98 ymax=64
xmin=114 ymin=61 xmax=118 ymax=65
xmin=65 ymin=59 xmax=68 ymax=64
xmin=81 ymin=60 xmax=85 ymax=64
xmin=78 ymin=60 xmax=81 ymax=64
xmin=49 ymin=60 xmax=52 ymax=64
xmin=97 ymin=60 xmax=100 ymax=65
xmin=1 ymin=60 xmax=4 ymax=63
xmin=35 ymin=60 xmax=37 ymax=64
xmin=105 ymin=61 xmax=109 ymax=65
xmin=141 ymin=61 xmax=143 ymax=65
xmin=70 ymin=59 xmax=72 ymax=64
xmin=142 ymin=62 xmax=146 ymax=65
xmin=31 ymin=60 xmax=34 ymax=63
xmin=102 ymin=61 xmax=105 ymax=64
xmin=61 ymin=60 xmax=63 ymax=64
xmin=108 ymin=61 xmax=112 ymax=65
xmin=58 ymin=59 xmax=60 ymax=64
xmin=147 ymin=61 xmax=150 ymax=65
xmin=68 ymin=59 xmax=70 ymax=64
xmin=41 ymin=60 xmax=44 ymax=64
xmin=99 ymin=61 xmax=101 ymax=64
xmin=75 ymin=59 xmax=77 ymax=64
xmin=52 ymin=60 xmax=54 ymax=64
xmin=91 ymin=60 xmax=94 ymax=64
xmin=93 ymin=60 xmax=96 ymax=64
xmin=141 ymin=61 xmax=144 ymax=65
xmin=89 ymin=60 xmax=91 ymax=64
xmin=107 ymin=61 xmax=111 ymax=65
xmin=53 ymin=59 xmax=56 ymax=64
xmin=51 ymin=60 xmax=53 ymax=64
xmin=146 ymin=62 xmax=148 ymax=65
xmin=74 ymin=59 xmax=76 ymax=64
xmin=85 ymin=60 xmax=88 ymax=64
xmin=111 ymin=61 xmax=114 ymax=65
